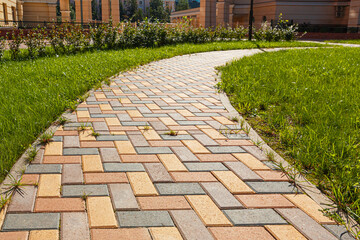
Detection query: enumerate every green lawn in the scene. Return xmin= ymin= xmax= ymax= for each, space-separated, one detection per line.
xmin=325 ymin=39 xmax=360 ymax=44
xmin=0 ymin=40 xmax=324 ymax=181
xmin=218 ymin=47 xmax=360 ymax=224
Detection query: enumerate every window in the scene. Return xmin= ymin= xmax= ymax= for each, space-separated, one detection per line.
xmin=262 ymin=16 xmax=266 ymax=22
xmin=3 ymin=3 xmax=8 ymax=23
xmin=335 ymin=6 xmax=345 ymax=18
xmin=11 ymin=6 xmax=16 ymax=21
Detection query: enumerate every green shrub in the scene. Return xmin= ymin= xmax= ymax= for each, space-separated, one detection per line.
xmin=0 ymin=37 xmax=5 ymax=60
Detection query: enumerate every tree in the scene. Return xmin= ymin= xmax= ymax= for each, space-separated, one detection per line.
xmin=133 ymin=8 xmax=144 ymax=21
xmin=126 ymin=0 xmax=138 ymax=20
xmin=149 ymin=0 xmax=168 ymax=21
xmin=176 ymin=0 xmax=189 ymax=11
xmin=119 ymin=1 xmax=126 ymax=20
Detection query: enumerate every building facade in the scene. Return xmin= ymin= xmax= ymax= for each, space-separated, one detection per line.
xmin=0 ymin=0 xmax=23 ymax=25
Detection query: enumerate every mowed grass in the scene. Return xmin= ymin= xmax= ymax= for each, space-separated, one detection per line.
xmin=325 ymin=39 xmax=360 ymax=44
xmin=0 ymin=40 xmax=324 ymax=181
xmin=218 ymin=47 xmax=360 ymax=223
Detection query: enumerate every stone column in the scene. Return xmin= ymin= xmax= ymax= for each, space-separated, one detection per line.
xmin=102 ymin=0 xmax=120 ymax=24
xmin=216 ymin=0 xmax=230 ymax=26
xmin=75 ymin=0 xmax=92 ymax=23
xmin=348 ymin=0 xmax=360 ymax=29
xmin=199 ymin=0 xmax=216 ymax=28
xmin=60 ymin=0 xmax=71 ymax=22
xmin=16 ymin=0 xmax=24 ymax=21
xmin=229 ymin=4 xmax=234 ymax=27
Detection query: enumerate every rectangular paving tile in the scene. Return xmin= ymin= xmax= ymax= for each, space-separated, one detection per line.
xmin=209 ymin=227 xmax=276 ymax=240
xmin=186 ymin=195 xmax=232 ymax=227
xmin=87 ymin=197 xmax=118 ymax=228
xmin=99 ymin=148 xmax=121 ymax=163
xmin=171 ymin=172 xmax=217 ymax=182
xmin=117 ymin=211 xmax=174 ymax=227
xmin=155 ymin=183 xmax=205 ymax=195
xmin=63 ymin=136 xmax=80 ymax=148
xmin=61 ymin=212 xmax=90 ymax=240
xmin=170 ymin=210 xmax=214 ymax=240
xmin=184 ymin=162 xmax=228 ymax=172
xmin=150 ymin=121 xmax=169 ymax=131
xmin=149 ymin=227 xmax=183 ymax=240
xmin=84 ymin=173 xmax=128 ymax=184
xmin=172 ymin=147 xmax=199 ymax=162
xmin=236 ymin=194 xmax=294 ymax=209
xmin=96 ymin=135 xmax=128 ymax=141
xmin=135 ymin=147 xmax=173 ymax=154
xmin=7 ymin=186 xmax=36 ymax=213
xmin=28 ymin=230 xmax=59 ymax=240
xmin=0 ymin=232 xmax=29 ymax=239
xmin=37 ymin=174 xmax=61 ymax=197
xmin=161 ymin=134 xmax=194 ymax=140
xmin=207 ymin=146 xmax=245 ymax=154
xmin=144 ymin=163 xmax=174 ymax=183
xmin=103 ymin=163 xmax=145 ymax=172
xmin=127 ymin=172 xmax=158 ymax=196
xmin=246 ymin=182 xmax=300 ymax=194
xmin=323 ymin=224 xmax=356 ymax=240
xmin=62 ymin=185 xmax=109 ymax=197
xmin=224 ymin=161 xmax=262 ymax=181
xmin=62 ymin=164 xmax=83 ymax=185
xmin=25 ymin=164 xmax=62 ymax=174
xmin=137 ymin=196 xmax=191 ymax=210
xmin=2 ymin=213 xmax=60 ymax=231
xmin=177 ymin=121 xmax=206 ymax=125
xmin=82 ymin=155 xmax=103 ymax=173
xmin=201 ymin=182 xmax=243 ymax=209
xmin=193 ymin=134 xmax=218 ymax=146
xmin=233 ymin=153 xmax=269 ymax=170
xmin=121 ymin=155 xmax=159 ymax=163
xmin=108 ymin=184 xmax=139 ymax=210
xmin=276 ymin=208 xmax=337 ymax=240
xmin=34 ymin=198 xmax=85 ymax=212
xmin=44 ymin=142 xmax=63 ymax=156
xmin=158 ymin=154 xmax=187 ymax=172
xmin=142 ymin=130 xmax=162 ymax=140
xmin=182 ymin=140 xmax=210 ymax=154
xmin=223 ymin=209 xmax=287 ymax=226
xmin=128 ymin=134 xmax=150 ymax=147
xmin=115 ymin=141 xmax=136 ymax=154
xmin=265 ymin=225 xmax=307 ymax=240
xmin=91 ymin=228 xmax=151 ymax=240
xmin=212 ymin=171 xmax=254 ymax=194
xmin=63 ymin=148 xmax=99 ymax=155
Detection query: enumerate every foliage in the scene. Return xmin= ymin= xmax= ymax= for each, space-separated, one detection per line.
xmin=149 ymin=0 xmax=168 ymax=22
xmin=7 ymin=30 xmax=23 ymax=60
xmin=217 ymin=47 xmax=360 ymax=225
xmin=176 ymin=0 xmax=189 ymax=11
xmin=0 ymin=37 xmax=5 ymax=60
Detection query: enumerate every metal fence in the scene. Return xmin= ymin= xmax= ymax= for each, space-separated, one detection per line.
xmin=0 ymin=20 xmax=104 ymax=29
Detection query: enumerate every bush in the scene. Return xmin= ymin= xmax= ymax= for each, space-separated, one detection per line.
xmin=7 ymin=30 xmax=23 ymax=60
xmin=0 ymin=37 xmax=5 ymax=60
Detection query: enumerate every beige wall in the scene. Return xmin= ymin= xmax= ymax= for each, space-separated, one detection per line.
xmin=1 ymin=0 xmax=19 ymax=23
xmin=348 ymin=0 xmax=360 ymax=27
xmin=22 ymin=0 xmax=56 ymax=22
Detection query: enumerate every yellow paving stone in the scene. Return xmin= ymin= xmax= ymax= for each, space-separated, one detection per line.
xmin=160 ymin=117 xmax=178 ymax=126
xmin=265 ymin=225 xmax=307 ymax=240
xmin=100 ymin=104 xmax=112 ymax=111
xmin=127 ymin=110 xmax=143 ymax=118
xmin=44 ymin=142 xmax=63 ymax=156
xmin=176 ymin=93 xmax=188 ymax=98
xmin=162 ymin=98 xmax=176 ymax=104
xmin=201 ymin=128 xmax=227 ymax=140
xmin=212 ymin=116 xmax=234 ymax=125
xmin=79 ymin=129 xmax=96 ymax=141
xmin=185 ymin=195 xmax=232 ymax=227
xmin=158 ymin=154 xmax=187 ymax=172
xmin=121 ymin=98 xmax=132 ymax=104
xmin=29 ymin=230 xmax=59 ymax=240
xmin=113 ymin=89 xmax=123 ymax=95
xmin=149 ymin=227 xmax=183 ymax=240
xmin=87 ymin=197 xmax=118 ymax=228
xmin=212 ymin=171 xmax=254 ymax=194
xmin=233 ymin=153 xmax=269 ymax=170
xmin=136 ymin=93 xmax=147 ymax=98
xmin=191 ymin=103 xmax=208 ymax=109
xmin=142 ymin=130 xmax=162 ymax=140
xmin=105 ymin=118 xmax=121 ymax=126
xmin=176 ymin=110 xmax=194 ymax=117
xmin=284 ymin=194 xmax=335 ymax=224
xmin=0 ymin=205 xmax=7 ymax=229
xmin=205 ymin=97 xmax=218 ymax=103
xmin=182 ymin=140 xmax=210 ymax=154
xmin=127 ymin=172 xmax=158 ymax=196
xmin=82 ymin=155 xmax=104 ymax=172
xmin=77 ymin=111 xmax=90 ymax=118
xmin=146 ymin=104 xmax=161 ymax=110
xmin=115 ymin=141 xmax=136 ymax=154
xmin=110 ymin=131 xmax=126 ymax=135
xmin=37 ymin=174 xmax=61 ymax=197
xmin=94 ymin=93 xmax=106 ymax=99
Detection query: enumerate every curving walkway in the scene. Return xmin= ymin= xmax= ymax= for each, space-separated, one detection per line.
xmin=0 ymin=49 xmax=354 ymax=240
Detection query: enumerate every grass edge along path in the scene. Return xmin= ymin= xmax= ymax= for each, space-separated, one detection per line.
xmin=0 ymin=41 xmax=325 ymax=182
xmin=325 ymin=39 xmax=360 ymax=45
xmin=217 ymin=47 xmax=360 ymax=233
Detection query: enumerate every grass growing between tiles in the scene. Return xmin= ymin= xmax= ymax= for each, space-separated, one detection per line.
xmin=217 ymin=47 xmax=360 ymax=226
xmin=0 ymin=40 xmax=325 ymax=182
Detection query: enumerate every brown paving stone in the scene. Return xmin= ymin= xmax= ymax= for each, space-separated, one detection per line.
xmin=43 ymin=156 xmax=81 ymax=164
xmin=61 ymin=212 xmax=90 ymax=240
xmin=20 ymin=174 xmax=39 ymax=185
xmin=212 ymin=171 xmax=254 ymax=194
xmin=127 ymin=172 xmax=158 ymax=196
xmin=149 ymin=227 xmax=183 ymax=240
xmin=137 ymin=196 xmax=191 ymax=210
xmin=80 ymin=141 xmax=115 ymax=148
xmin=115 ymin=141 xmax=136 ymax=154
xmin=54 ymin=131 xmax=78 ymax=136
xmin=158 ymin=154 xmax=187 ymax=172
xmin=82 ymin=155 xmax=104 ymax=173
xmin=44 ymin=142 xmax=63 ymax=156
xmin=34 ymin=198 xmax=85 ymax=212
xmin=236 ymin=194 xmax=294 ymax=208
xmin=196 ymin=154 xmax=237 ymax=162
xmin=31 ymin=149 xmax=44 ymax=164
xmin=91 ymin=228 xmax=151 ymax=240
xmin=84 ymin=173 xmax=128 ymax=184
xmin=149 ymin=141 xmax=184 ymax=147
xmin=7 ymin=186 xmax=37 ymax=213
xmin=185 ymin=195 xmax=232 ymax=227
xmin=29 ymin=230 xmax=59 ymax=240
xmin=170 ymin=172 xmax=217 ymax=182
xmin=0 ymin=232 xmax=29 ymax=240
xmin=209 ymin=227 xmax=275 ymax=240
xmin=284 ymin=194 xmax=335 ymax=224
xmin=62 ymin=164 xmax=83 ymax=185
xmin=121 ymin=155 xmax=159 ymax=163
xmin=265 ymin=225 xmax=307 ymax=240
xmin=87 ymin=197 xmax=118 ymax=228
xmin=255 ymin=170 xmax=289 ymax=181
xmin=233 ymin=153 xmax=269 ymax=170
xmin=37 ymin=174 xmax=61 ymax=197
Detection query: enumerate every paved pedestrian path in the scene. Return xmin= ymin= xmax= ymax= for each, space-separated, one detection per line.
xmin=0 ymin=49 xmax=353 ymax=240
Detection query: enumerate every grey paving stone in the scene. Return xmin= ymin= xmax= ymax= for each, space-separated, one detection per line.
xmin=117 ymin=211 xmax=174 ymax=227
xmin=206 ymin=120 xmax=222 ymax=129
xmin=109 ymin=184 xmax=139 ymax=210
xmin=62 ymin=164 xmax=83 ymax=185
xmin=144 ymin=163 xmax=174 ymax=183
xmin=63 ymin=148 xmax=99 ymax=155
xmin=61 ymin=212 xmax=90 ymax=240
xmin=224 ymin=162 xmax=262 ymax=181
xmin=100 ymin=148 xmax=121 ymax=162
xmin=276 ymin=208 xmax=337 ymax=240
xmin=90 ymin=114 xmax=117 ymax=118
xmin=64 ymin=122 xmax=91 ymax=128
xmin=25 ymin=164 xmax=62 ymax=174
xmin=207 ymin=146 xmax=246 ymax=154
xmin=96 ymin=135 xmax=128 ymax=141
xmin=184 ymin=162 xmax=228 ymax=172
xmin=103 ymin=163 xmax=145 ymax=172
xmin=116 ymin=113 xmax=132 ymax=122
xmin=121 ymin=121 xmax=148 ymax=126
xmin=177 ymin=121 xmax=206 ymax=125
xmin=201 ymin=182 xmax=243 ymax=209
xmin=208 ymin=106 xmax=225 ymax=109
xmin=128 ymin=134 xmax=149 ymax=147
xmin=161 ymin=134 xmax=194 ymax=140
xmin=93 ymin=122 xmax=109 ymax=131
xmin=185 ymin=106 xmax=201 ymax=113
xmin=242 ymin=146 xmax=268 ymax=160
xmin=88 ymin=107 xmax=101 ymax=114
xmin=135 ymin=147 xmax=173 ymax=154
xmin=161 ymin=106 xmax=184 ymax=110
xmin=227 ymin=134 xmax=250 ymax=140
xmin=193 ymin=134 xmax=218 ymax=146
xmin=172 ymin=147 xmax=199 ymax=162
xmin=170 ymin=210 xmax=214 ymax=240
xmin=324 ymin=224 xmax=356 ymax=240
xmin=113 ymin=107 xmax=137 ymax=111
xmin=143 ymin=113 xmax=168 ymax=118
xmin=52 ymin=136 xmax=63 ymax=142
xmin=262 ymin=161 xmax=280 ymax=170
xmin=62 ymin=185 xmax=109 ymax=197
xmin=223 ymin=209 xmax=287 ymax=226
xmin=133 ymin=101 xmax=153 ymax=104
xmin=246 ymin=182 xmax=300 ymax=194
xmin=2 ymin=213 xmax=60 ymax=231
xmin=168 ymin=113 xmax=186 ymax=121
xmin=109 ymin=100 xmax=122 ymax=107
xmin=150 ymin=121 xmax=169 ymax=131
xmin=194 ymin=112 xmax=220 ymax=117
xmin=7 ymin=186 xmax=36 ymax=213
xmin=155 ymin=183 xmax=205 ymax=195
xmin=63 ymin=136 xmax=80 ymax=148
xmin=137 ymin=106 xmax=153 ymax=113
